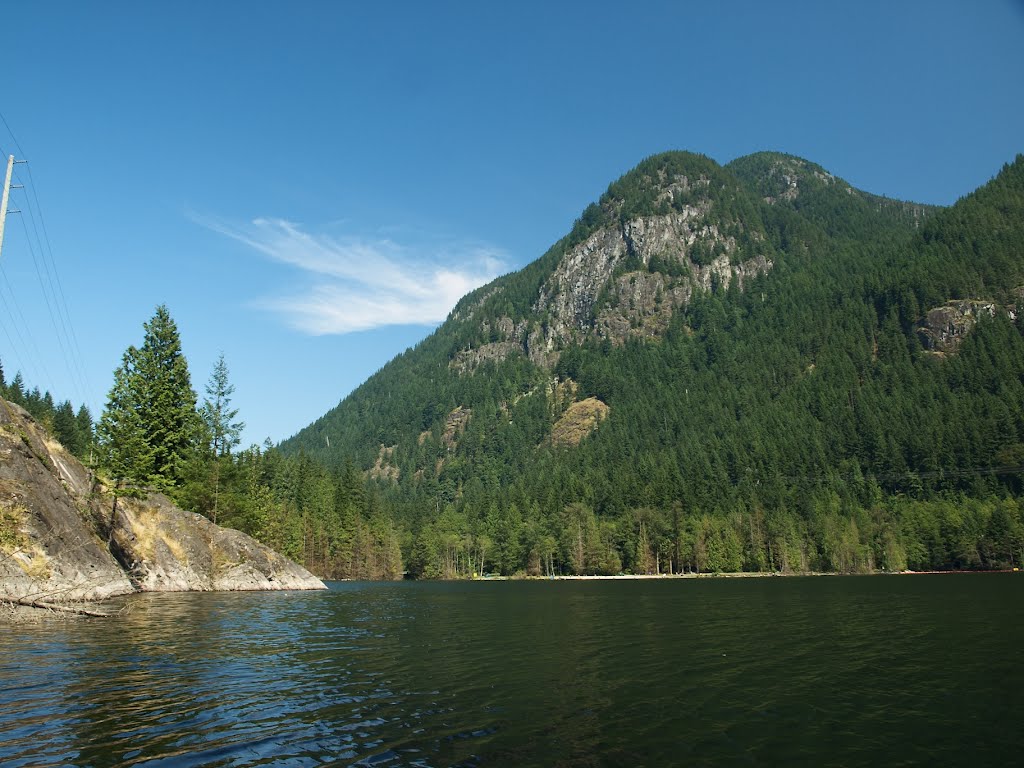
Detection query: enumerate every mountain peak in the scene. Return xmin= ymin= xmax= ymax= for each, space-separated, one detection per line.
xmin=727 ymin=151 xmax=843 ymax=204
xmin=281 ymin=153 xmax=1020 ymax=547
xmin=727 ymin=151 xmax=941 ymax=237
xmin=444 ymin=150 xmax=777 ymax=373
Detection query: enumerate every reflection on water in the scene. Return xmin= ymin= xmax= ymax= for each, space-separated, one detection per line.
xmin=1 ymin=576 xmax=1023 ymax=766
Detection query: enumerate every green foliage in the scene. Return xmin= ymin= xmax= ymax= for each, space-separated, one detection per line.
xmin=96 ymin=346 xmax=155 ymax=486
xmin=726 ymin=151 xmax=942 ymax=241
xmin=0 ymin=362 xmax=95 ymax=461
xmin=97 ymin=305 xmax=200 ymax=490
xmin=200 ymin=353 xmax=245 ymax=457
xmin=275 ymin=153 xmax=1024 ymax=578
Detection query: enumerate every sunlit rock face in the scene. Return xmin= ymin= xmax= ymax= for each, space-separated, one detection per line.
xmin=0 ymin=399 xmax=324 ymax=608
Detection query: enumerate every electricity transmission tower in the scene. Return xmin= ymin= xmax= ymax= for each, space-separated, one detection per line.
xmin=0 ymin=154 xmax=26 ymax=262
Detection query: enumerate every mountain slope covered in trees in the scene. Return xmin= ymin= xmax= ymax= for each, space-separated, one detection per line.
xmin=10 ymin=151 xmax=1021 ymax=581
xmin=275 ymin=150 xmax=1024 ymax=578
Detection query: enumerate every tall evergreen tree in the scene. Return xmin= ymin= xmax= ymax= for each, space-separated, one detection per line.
xmin=8 ymin=372 xmax=25 ymax=406
xmin=75 ymin=404 xmax=94 ymax=461
xmin=52 ymin=400 xmax=81 ymax=456
xmin=136 ymin=305 xmax=200 ymax=485
xmin=97 ymin=346 xmax=154 ymax=486
xmin=201 ymin=352 xmax=244 ymax=457
xmin=97 ymin=305 xmax=199 ymax=489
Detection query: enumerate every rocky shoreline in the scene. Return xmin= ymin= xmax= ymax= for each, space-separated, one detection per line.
xmin=1 ymin=399 xmax=324 ymax=618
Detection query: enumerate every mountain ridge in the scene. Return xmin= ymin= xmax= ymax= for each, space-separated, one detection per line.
xmin=283 ymin=149 xmax=947 ymax=462
xmin=276 ymin=150 xmax=1024 ymax=577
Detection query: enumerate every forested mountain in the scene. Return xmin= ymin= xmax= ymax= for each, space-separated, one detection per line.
xmin=277 ymin=150 xmax=1024 ymax=578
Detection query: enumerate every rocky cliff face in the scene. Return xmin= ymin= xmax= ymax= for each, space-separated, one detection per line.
xmin=917 ymin=300 xmax=1000 ymax=354
xmin=452 ymin=190 xmax=772 ymax=373
xmin=0 ymin=402 xmax=134 ymax=602
xmin=0 ymin=399 xmax=324 ymax=608
xmin=108 ymin=493 xmax=324 ymax=592
xmin=535 ymin=204 xmax=771 ymax=355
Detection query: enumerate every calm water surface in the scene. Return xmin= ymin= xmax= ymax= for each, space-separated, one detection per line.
xmin=1 ymin=575 xmax=1022 ymax=767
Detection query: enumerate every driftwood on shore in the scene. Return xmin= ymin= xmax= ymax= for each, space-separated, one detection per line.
xmin=0 ymin=594 xmax=121 ymax=617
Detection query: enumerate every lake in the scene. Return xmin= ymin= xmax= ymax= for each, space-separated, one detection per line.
xmin=2 ymin=575 xmax=1022 ymax=766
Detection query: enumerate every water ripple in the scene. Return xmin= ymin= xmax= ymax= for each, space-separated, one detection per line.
xmin=1 ymin=576 xmax=1023 ymax=766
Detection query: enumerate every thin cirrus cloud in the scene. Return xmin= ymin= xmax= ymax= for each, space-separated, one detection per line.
xmin=198 ymin=215 xmax=506 ymax=335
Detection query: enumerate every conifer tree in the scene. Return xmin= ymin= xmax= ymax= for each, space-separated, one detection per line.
xmin=200 ymin=352 xmax=244 ymax=457
xmin=8 ymin=372 xmax=25 ymax=406
xmin=53 ymin=400 xmax=81 ymax=456
xmin=75 ymin=404 xmax=94 ymax=459
xmin=97 ymin=346 xmax=154 ymax=486
xmin=138 ymin=305 xmax=200 ymax=485
xmin=97 ymin=305 xmax=199 ymax=489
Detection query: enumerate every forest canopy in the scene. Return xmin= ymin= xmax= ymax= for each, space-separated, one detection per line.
xmin=6 ymin=151 xmax=1024 ymax=580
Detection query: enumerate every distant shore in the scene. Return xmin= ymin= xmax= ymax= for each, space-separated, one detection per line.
xmin=472 ymin=568 xmax=1020 ymax=581
xmin=474 ymin=571 xmax=800 ymax=580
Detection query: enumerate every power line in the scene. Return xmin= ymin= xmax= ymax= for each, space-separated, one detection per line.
xmin=17 ymin=163 xmax=92 ymax=402
xmin=25 ymin=161 xmax=92 ymax=396
xmin=16 ymin=211 xmax=77 ymax=391
xmin=0 ymin=111 xmax=27 ymax=158
xmin=0 ymin=110 xmax=94 ymax=406
xmin=0 ymin=261 xmax=52 ymax=386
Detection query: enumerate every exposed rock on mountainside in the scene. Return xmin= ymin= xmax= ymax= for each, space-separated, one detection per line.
xmin=441 ymin=407 xmax=472 ymax=450
xmin=451 ymin=339 xmax=522 ymax=374
xmin=369 ymin=444 xmax=400 ymax=482
xmin=550 ymin=397 xmax=610 ymax=448
xmin=748 ymin=154 xmax=841 ymax=205
xmin=533 ymin=207 xmax=770 ymax=355
xmin=0 ymin=399 xmax=324 ymax=609
xmin=918 ymin=300 xmax=1000 ymax=354
xmin=450 ymin=172 xmax=774 ymax=373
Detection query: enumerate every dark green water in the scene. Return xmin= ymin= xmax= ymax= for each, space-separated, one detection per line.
xmin=2 ymin=575 xmax=1022 ymax=767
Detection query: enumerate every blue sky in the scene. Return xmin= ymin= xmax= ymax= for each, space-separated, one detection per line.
xmin=1 ymin=1 xmax=1022 ymax=447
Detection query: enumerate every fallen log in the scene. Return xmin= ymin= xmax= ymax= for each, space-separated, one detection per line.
xmin=1 ymin=596 xmax=120 ymax=617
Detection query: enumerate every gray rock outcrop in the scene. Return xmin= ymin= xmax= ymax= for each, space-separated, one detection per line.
xmin=0 ymin=401 xmax=134 ymax=602
xmin=450 ymin=201 xmax=773 ymax=374
xmin=537 ymin=209 xmax=771 ymax=351
xmin=108 ymin=493 xmax=325 ymax=592
xmin=917 ymin=300 xmax=999 ymax=354
xmin=0 ymin=399 xmax=324 ymax=608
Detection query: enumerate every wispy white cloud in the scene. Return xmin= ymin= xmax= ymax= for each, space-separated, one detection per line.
xmin=195 ymin=214 xmax=505 ymax=335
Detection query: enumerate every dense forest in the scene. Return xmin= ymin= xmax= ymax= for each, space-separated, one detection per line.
xmin=280 ymin=151 xmax=1024 ymax=577
xmin=5 ymin=150 xmax=1024 ymax=580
